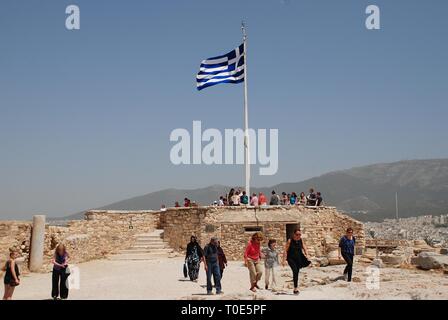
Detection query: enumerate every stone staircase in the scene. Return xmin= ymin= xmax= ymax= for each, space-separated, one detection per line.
xmin=109 ymin=229 xmax=174 ymax=260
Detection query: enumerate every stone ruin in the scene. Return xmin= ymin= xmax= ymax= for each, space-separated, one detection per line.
xmin=1 ymin=206 xmax=364 ymax=272
xmin=2 ymin=205 xmax=446 ymax=275
xmin=361 ymin=238 xmax=448 ymax=272
xmin=161 ymin=206 xmax=365 ymax=262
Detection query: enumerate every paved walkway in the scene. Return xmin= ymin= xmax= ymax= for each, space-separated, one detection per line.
xmin=13 ymin=257 xmax=258 ymax=300
xmin=10 ymin=257 xmax=448 ymax=300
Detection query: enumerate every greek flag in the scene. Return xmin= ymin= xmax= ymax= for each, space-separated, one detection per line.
xmin=196 ymin=44 xmax=245 ymax=91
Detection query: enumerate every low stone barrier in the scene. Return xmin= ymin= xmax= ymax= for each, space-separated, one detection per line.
xmin=1 ymin=206 xmax=365 ymax=271
xmin=1 ymin=210 xmax=160 ymax=272
xmin=0 ymin=221 xmax=32 ymax=276
xmin=160 ymin=205 xmax=365 ymax=261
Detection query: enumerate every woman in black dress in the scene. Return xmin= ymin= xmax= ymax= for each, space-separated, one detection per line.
xmin=185 ymin=236 xmax=204 ymax=281
xmin=282 ymin=228 xmax=310 ymax=294
xmin=2 ymin=249 xmax=20 ymax=300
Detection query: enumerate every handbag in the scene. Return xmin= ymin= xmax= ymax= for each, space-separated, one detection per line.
xmin=9 ymin=279 xmax=20 ymax=287
xmin=183 ymin=263 xmax=188 ymax=278
xmin=65 ymin=265 xmax=71 ymax=276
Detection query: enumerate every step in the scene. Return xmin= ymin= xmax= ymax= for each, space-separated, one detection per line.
xmin=109 ymin=253 xmax=171 ymax=261
xmin=119 ymin=248 xmax=173 ymax=254
xmin=133 ymin=241 xmax=167 ymax=245
xmin=132 ymin=244 xmax=169 ymax=249
xmin=108 ymin=229 xmax=173 ymax=260
xmin=133 ymin=240 xmax=168 ymax=246
xmin=135 ymin=231 xmax=164 ymax=237
xmin=135 ymin=239 xmax=165 ymax=243
xmin=134 ymin=240 xmax=166 ymax=245
xmin=134 ymin=236 xmax=163 ymax=241
xmin=136 ymin=233 xmax=163 ymax=236
xmin=135 ymin=236 xmax=164 ymax=241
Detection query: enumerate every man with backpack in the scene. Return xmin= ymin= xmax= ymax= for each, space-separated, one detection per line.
xmin=269 ymin=190 xmax=280 ymax=205
xmin=240 ymin=191 xmax=249 ymax=205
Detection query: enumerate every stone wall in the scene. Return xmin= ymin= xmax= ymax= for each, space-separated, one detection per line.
xmin=160 ymin=206 xmax=365 ymax=261
xmin=161 ymin=207 xmax=209 ymax=252
xmin=41 ymin=210 xmax=161 ymax=271
xmin=1 ymin=210 xmax=160 ymax=273
xmin=1 ymin=206 xmax=365 ymax=273
xmin=0 ymin=221 xmax=32 ymax=277
xmin=220 ymin=221 xmax=289 ymax=260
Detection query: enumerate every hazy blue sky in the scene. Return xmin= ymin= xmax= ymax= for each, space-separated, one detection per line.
xmin=1 ymin=0 xmax=447 ymax=219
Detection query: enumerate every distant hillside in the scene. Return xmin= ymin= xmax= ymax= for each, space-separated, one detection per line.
xmin=61 ymin=159 xmax=448 ymax=222
xmin=270 ymin=159 xmax=448 ymax=221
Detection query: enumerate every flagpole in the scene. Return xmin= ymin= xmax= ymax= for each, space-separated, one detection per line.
xmin=395 ymin=192 xmax=399 ymax=221
xmin=242 ymin=22 xmax=250 ymax=197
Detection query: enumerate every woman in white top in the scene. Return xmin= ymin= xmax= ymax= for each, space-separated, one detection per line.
xmin=232 ymin=192 xmax=240 ymax=205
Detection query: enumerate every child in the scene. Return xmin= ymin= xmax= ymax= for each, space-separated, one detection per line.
xmin=263 ymin=239 xmax=279 ymax=290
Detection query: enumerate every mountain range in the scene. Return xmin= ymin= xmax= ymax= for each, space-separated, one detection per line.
xmin=60 ymin=159 xmax=448 ymax=222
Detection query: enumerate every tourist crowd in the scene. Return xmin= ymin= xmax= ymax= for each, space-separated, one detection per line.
xmin=3 ymin=187 xmax=349 ymax=300
xmin=172 ymin=188 xmax=324 ymax=209
xmin=3 ymin=227 xmax=355 ymax=299
xmin=184 ymin=227 xmax=356 ymax=295
xmin=219 ymin=187 xmax=324 ymax=207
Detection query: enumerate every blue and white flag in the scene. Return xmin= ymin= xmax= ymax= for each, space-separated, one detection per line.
xmin=196 ymin=44 xmax=245 ymax=91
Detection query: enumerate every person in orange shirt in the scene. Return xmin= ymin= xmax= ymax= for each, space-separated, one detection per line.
xmin=258 ymin=192 xmax=267 ymax=206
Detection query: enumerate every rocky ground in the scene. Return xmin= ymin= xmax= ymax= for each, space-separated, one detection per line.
xmin=10 ymin=257 xmax=448 ymax=300
xmin=364 ymin=214 xmax=448 ymax=247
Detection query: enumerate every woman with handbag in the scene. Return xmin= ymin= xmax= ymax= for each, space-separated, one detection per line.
xmin=2 ymin=248 xmax=20 ymax=300
xmin=185 ymin=236 xmax=203 ymax=282
xmin=51 ymin=244 xmax=70 ymax=300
